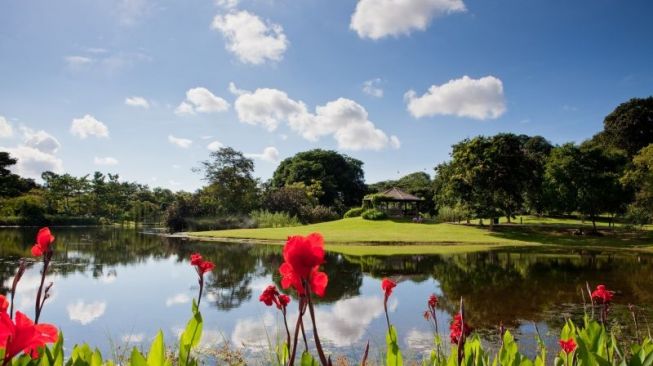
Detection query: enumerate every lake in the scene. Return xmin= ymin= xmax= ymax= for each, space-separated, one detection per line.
xmin=1 ymin=227 xmax=652 ymax=362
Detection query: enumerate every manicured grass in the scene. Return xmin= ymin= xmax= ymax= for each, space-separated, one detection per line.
xmin=189 ymin=216 xmax=653 ymax=255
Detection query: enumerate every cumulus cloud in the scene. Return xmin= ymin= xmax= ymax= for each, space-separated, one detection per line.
xmin=165 ymin=293 xmax=191 ymax=307
xmin=175 ymin=87 xmax=229 ymax=115
xmin=234 ymin=88 xmax=399 ymax=150
xmin=235 ymin=88 xmax=307 ymax=131
xmin=1 ymin=146 xmax=63 ymax=179
xmin=94 ymin=157 xmax=119 ymax=166
xmin=245 ymin=146 xmax=279 ymax=162
xmin=362 ymin=78 xmax=384 ymax=97
xmin=168 ymin=135 xmax=192 ymax=148
xmin=207 ymin=140 xmax=224 ymax=151
xmin=350 ymin=0 xmax=466 ymax=39
xmin=125 ymin=96 xmax=150 ymax=108
xmin=20 ymin=128 xmax=61 ymax=154
xmin=0 ymin=116 xmax=12 ymax=138
xmin=212 ymin=10 xmax=289 ymax=65
xmin=70 ymin=115 xmax=109 ymax=139
xmin=313 ymin=296 xmax=386 ymax=347
xmin=67 ymin=300 xmax=107 ymax=325
xmin=405 ymin=75 xmax=506 ymax=120
xmin=228 ymin=82 xmax=248 ymax=96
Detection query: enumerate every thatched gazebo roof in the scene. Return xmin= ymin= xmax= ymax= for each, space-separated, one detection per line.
xmin=370 ymin=187 xmax=423 ymax=201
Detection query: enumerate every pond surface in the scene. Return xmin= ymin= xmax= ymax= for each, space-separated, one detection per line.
xmin=0 ymin=227 xmax=652 ymax=362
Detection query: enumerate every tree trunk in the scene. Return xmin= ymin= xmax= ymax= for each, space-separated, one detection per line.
xmin=591 ymin=215 xmax=597 ymax=233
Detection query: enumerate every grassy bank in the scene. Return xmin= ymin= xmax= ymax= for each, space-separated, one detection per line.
xmin=189 ymin=216 xmax=653 ymax=255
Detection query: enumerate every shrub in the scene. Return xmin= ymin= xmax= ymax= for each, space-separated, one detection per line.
xmin=361 ymin=208 xmax=387 ymax=220
xmin=250 ymin=209 xmax=301 ymax=228
xmin=300 ymin=205 xmax=339 ymax=224
xmin=343 ymin=207 xmax=364 ymax=218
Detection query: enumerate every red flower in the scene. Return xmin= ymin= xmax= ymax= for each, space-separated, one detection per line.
xmin=189 ymin=254 xmax=214 ymax=275
xmin=428 ymin=294 xmax=438 ymax=309
xmin=423 ymin=310 xmax=431 ymax=321
xmin=591 ymin=285 xmax=614 ymax=304
xmin=31 ymin=228 xmax=55 ymax=257
xmin=381 ymin=278 xmax=396 ymax=300
xmin=259 ymin=285 xmax=280 ymax=307
xmin=0 ymin=311 xmax=58 ymax=360
xmin=278 ymin=294 xmax=291 ymax=309
xmin=0 ymin=295 xmax=7 ymax=313
xmin=279 ymin=233 xmax=328 ymax=297
xmin=559 ymin=338 xmax=577 ymax=354
xmin=449 ymin=313 xmax=472 ymax=344
xmin=190 ymin=253 xmax=203 ymax=266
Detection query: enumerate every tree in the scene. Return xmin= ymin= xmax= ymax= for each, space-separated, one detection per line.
xmin=196 ymin=147 xmax=260 ymax=215
xmin=544 ymin=144 xmax=627 ymax=231
xmin=521 ymin=136 xmax=553 ymax=215
xmin=621 ymin=143 xmax=653 ymax=223
xmin=0 ymin=152 xmax=36 ymax=198
xmin=271 ymin=149 xmax=366 ymax=209
xmin=596 ymin=97 xmax=653 ymax=157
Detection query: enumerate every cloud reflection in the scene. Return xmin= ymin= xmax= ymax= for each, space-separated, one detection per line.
xmin=67 ymin=300 xmax=107 ymax=325
xmin=165 ymin=293 xmax=191 ymax=307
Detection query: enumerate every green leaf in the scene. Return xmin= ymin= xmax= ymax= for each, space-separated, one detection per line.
xmin=90 ymin=350 xmax=102 ymax=366
xmin=130 ymin=348 xmax=147 ymax=366
xmin=300 ymin=352 xmax=319 ymax=366
xmin=179 ymin=300 xmax=203 ymax=366
xmin=147 ymin=331 xmax=166 ymax=366
xmin=385 ymin=325 xmax=403 ymax=366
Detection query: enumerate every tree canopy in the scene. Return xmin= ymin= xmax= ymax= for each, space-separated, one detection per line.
xmin=595 ymin=97 xmax=653 ymax=157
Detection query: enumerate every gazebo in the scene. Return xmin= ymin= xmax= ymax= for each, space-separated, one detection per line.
xmin=362 ymin=187 xmax=424 ymax=217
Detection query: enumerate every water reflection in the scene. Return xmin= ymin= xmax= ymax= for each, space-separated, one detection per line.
xmin=0 ymin=227 xmax=652 ymax=360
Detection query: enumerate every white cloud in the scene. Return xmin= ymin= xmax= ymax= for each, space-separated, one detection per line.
xmin=175 ymin=87 xmax=229 ymax=115
xmin=125 ymin=96 xmax=150 ymax=109
xmin=234 ymin=88 xmax=399 ymax=150
xmin=207 ymin=140 xmax=224 ymax=151
xmin=362 ymin=78 xmax=384 ymax=98
xmin=168 ymin=135 xmax=192 ymax=148
xmin=64 ymin=56 xmax=94 ymax=68
xmin=235 ymin=88 xmax=307 ymax=131
xmin=0 ymin=116 xmax=12 ymax=138
xmin=211 ymin=10 xmax=289 ymax=65
xmin=216 ymin=0 xmax=239 ymax=9
xmin=350 ymin=0 xmax=466 ymax=39
xmin=231 ymin=313 xmax=276 ymax=350
xmin=0 ymin=146 xmax=63 ymax=179
xmin=94 ymin=157 xmax=119 ymax=166
xmin=245 ymin=146 xmax=279 ymax=162
xmin=117 ymin=0 xmax=151 ymax=25
xmin=121 ymin=333 xmax=145 ymax=343
xmin=67 ymin=300 xmax=107 ymax=325
xmin=313 ymin=296 xmax=385 ymax=347
xmin=228 ymin=82 xmax=248 ymax=96
xmin=405 ymin=75 xmax=506 ymax=120
xmin=20 ymin=128 xmax=61 ymax=154
xmin=165 ymin=293 xmax=191 ymax=307
xmin=70 ymin=115 xmax=109 ymax=139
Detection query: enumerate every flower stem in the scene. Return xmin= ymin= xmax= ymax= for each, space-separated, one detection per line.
xmin=34 ymin=250 xmax=52 ymax=324
xmin=306 ymin=284 xmax=328 ymax=366
xmin=282 ymin=309 xmax=291 ymax=358
xmin=288 ymin=298 xmax=304 ymax=366
xmin=197 ymin=269 xmax=204 ymax=307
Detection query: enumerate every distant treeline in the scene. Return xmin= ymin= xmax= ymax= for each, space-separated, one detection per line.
xmin=2 ymin=96 xmax=653 ymax=231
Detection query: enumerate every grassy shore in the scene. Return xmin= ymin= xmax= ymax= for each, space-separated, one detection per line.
xmin=188 ymin=216 xmax=653 ymax=255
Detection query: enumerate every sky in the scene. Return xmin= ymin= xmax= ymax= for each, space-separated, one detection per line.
xmin=1 ymin=0 xmax=652 ymax=191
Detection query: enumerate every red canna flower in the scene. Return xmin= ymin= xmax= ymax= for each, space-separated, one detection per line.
xmin=591 ymin=285 xmax=614 ymax=304
xmin=190 ymin=253 xmax=203 ymax=266
xmin=259 ymin=285 xmax=280 ymax=307
xmin=198 ymin=261 xmax=215 ymax=274
xmin=449 ymin=313 xmax=472 ymax=344
xmin=0 ymin=295 xmax=7 ymax=314
xmin=31 ymin=228 xmax=55 ymax=257
xmin=559 ymin=338 xmax=577 ymax=354
xmin=0 ymin=311 xmax=58 ymax=360
xmin=279 ymin=233 xmax=328 ymax=297
xmin=278 ymin=294 xmax=291 ymax=309
xmin=428 ymin=294 xmax=438 ymax=309
xmin=381 ymin=278 xmax=396 ymax=301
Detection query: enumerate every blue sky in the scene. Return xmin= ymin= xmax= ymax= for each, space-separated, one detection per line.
xmin=1 ymin=0 xmax=652 ymax=191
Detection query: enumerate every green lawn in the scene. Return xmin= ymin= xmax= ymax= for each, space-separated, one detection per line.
xmin=189 ymin=216 xmax=653 ymax=255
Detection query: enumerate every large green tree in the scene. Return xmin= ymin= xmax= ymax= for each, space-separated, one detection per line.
xmin=520 ymin=135 xmax=553 ymax=214
xmin=544 ymin=143 xmax=627 ymax=231
xmin=594 ymin=96 xmax=653 ymax=157
xmin=196 ymin=147 xmax=260 ymax=215
xmin=621 ymin=143 xmax=653 ymax=223
xmin=271 ymin=149 xmax=366 ymax=209
xmin=0 ymin=152 xmax=35 ymax=198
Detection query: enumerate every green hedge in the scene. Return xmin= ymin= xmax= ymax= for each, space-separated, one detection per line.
xmin=361 ymin=208 xmax=387 ymax=220
xmin=343 ymin=207 xmax=364 ymax=218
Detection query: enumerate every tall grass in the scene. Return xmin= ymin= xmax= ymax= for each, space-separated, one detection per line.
xmin=250 ymin=210 xmax=301 ymax=228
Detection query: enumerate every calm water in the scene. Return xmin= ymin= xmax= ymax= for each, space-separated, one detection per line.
xmin=1 ymin=227 xmax=652 ymax=362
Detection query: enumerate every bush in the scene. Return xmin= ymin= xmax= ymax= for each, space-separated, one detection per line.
xmin=435 ymin=205 xmax=469 ymax=223
xmin=250 ymin=210 xmax=301 ymax=228
xmin=361 ymin=208 xmax=387 ymax=220
xmin=343 ymin=207 xmax=364 ymax=218
xmin=300 ymin=205 xmax=339 ymax=224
